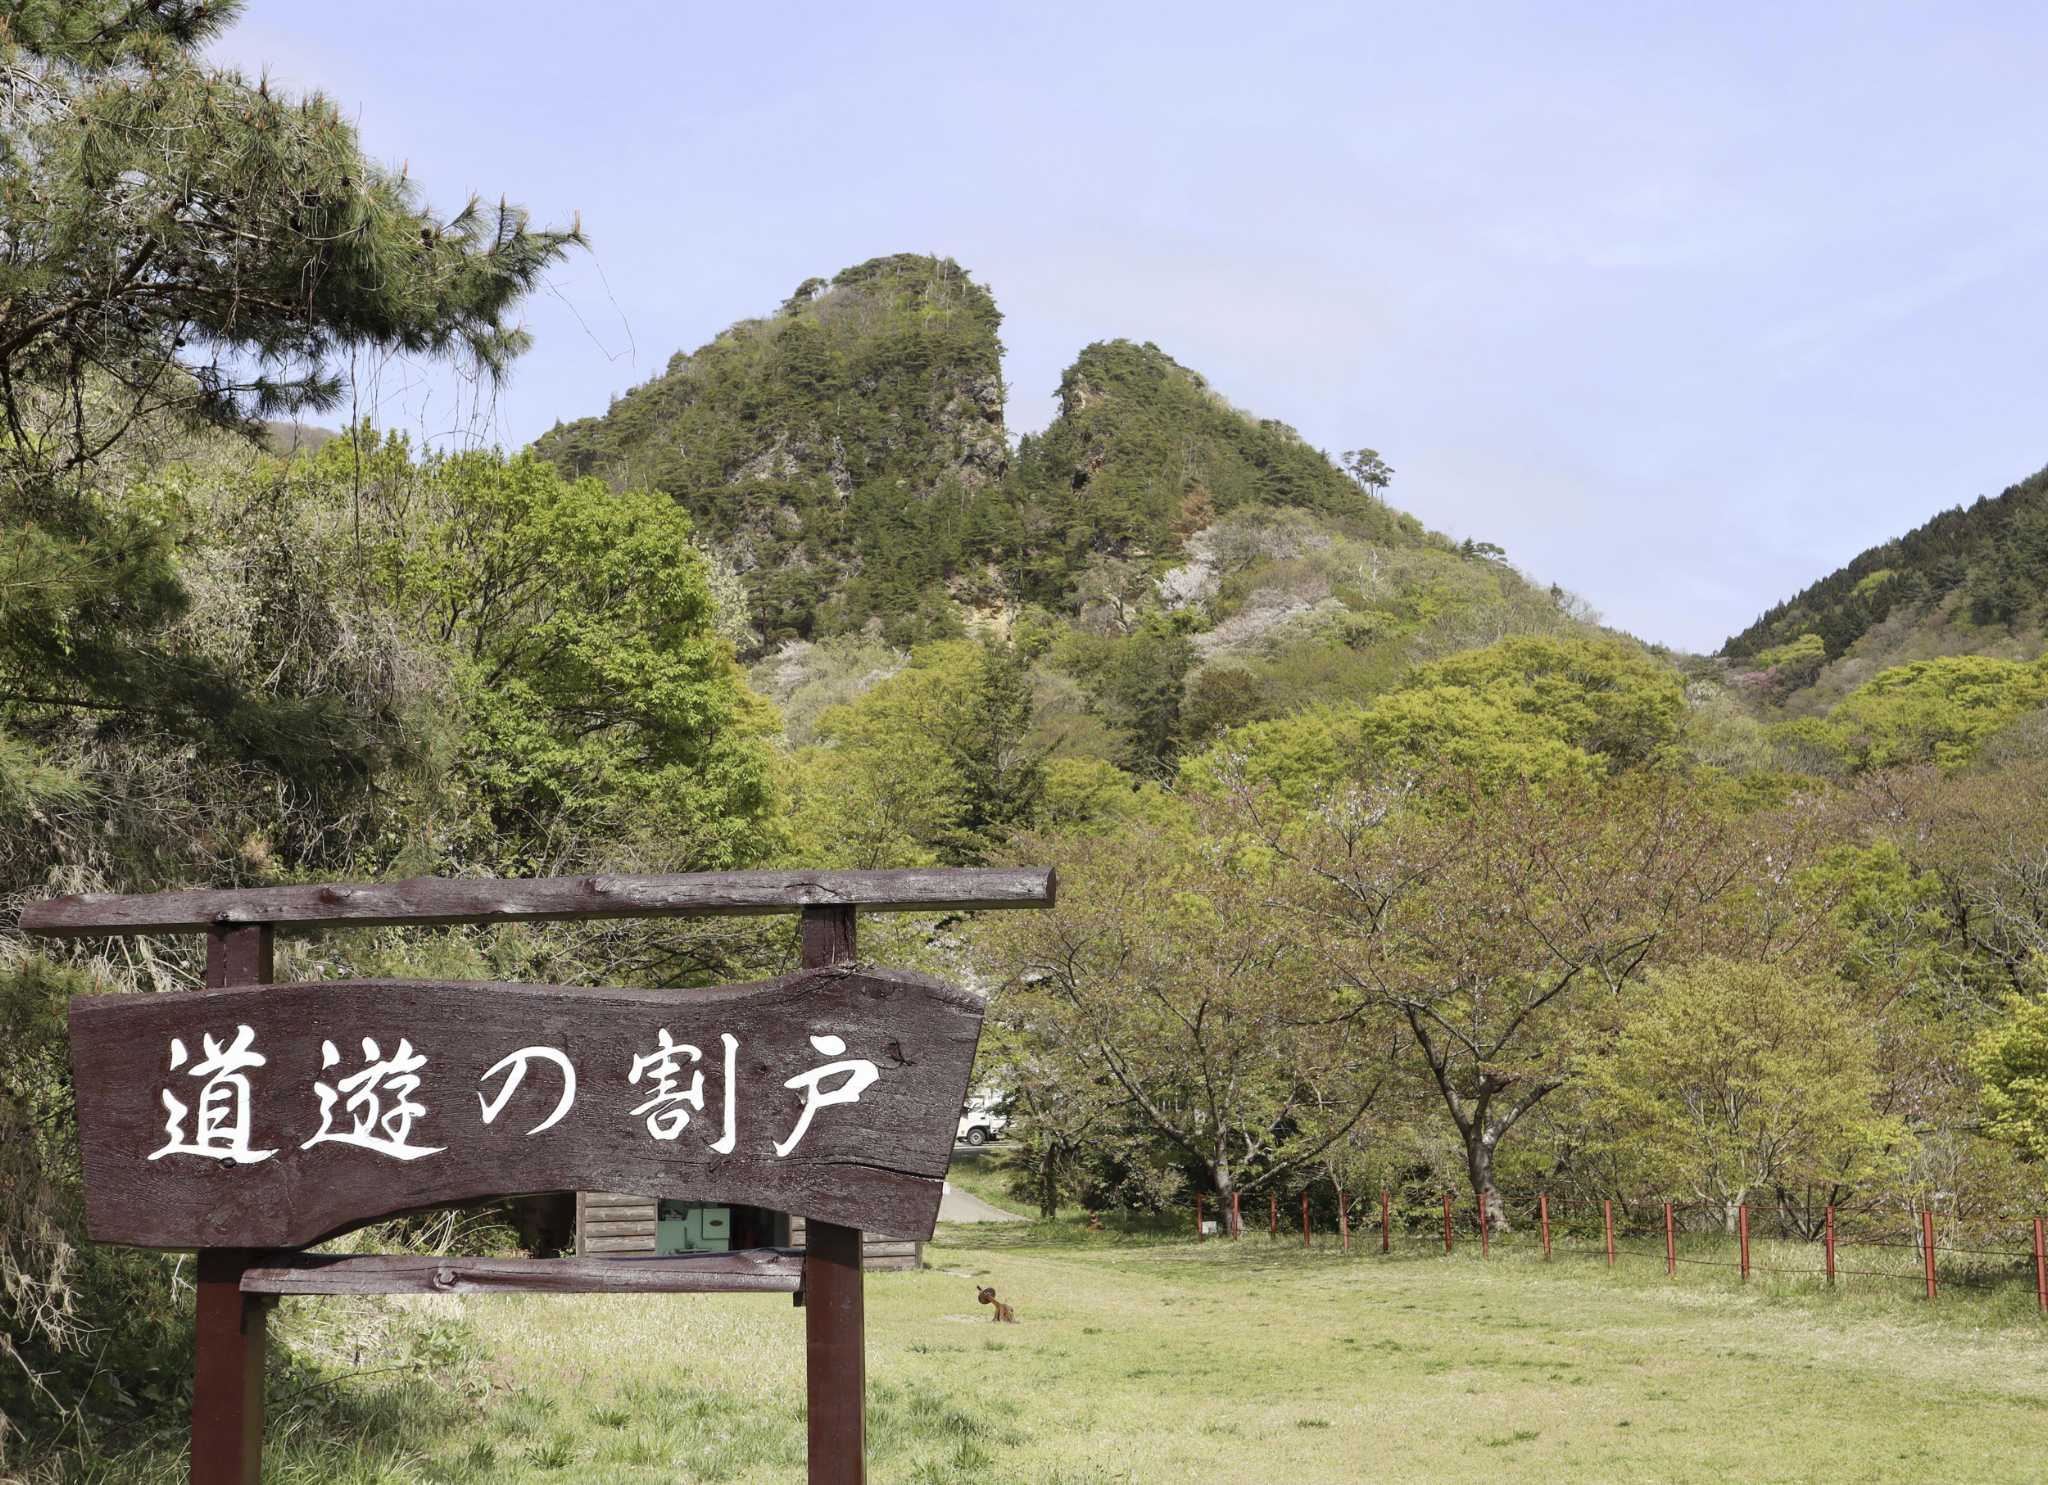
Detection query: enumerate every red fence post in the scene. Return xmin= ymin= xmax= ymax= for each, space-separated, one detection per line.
xmin=1603 ymin=1199 xmax=1615 ymax=1268
xmin=1338 ymin=1188 xmax=1350 ymax=1252
xmin=2034 ymin=1218 xmax=2046 ymax=1314
xmin=1442 ymin=1192 xmax=1453 ymax=1254
xmin=1664 ymin=1201 xmax=1676 ymax=1278
xmin=1196 ymin=1192 xmax=1205 ymax=1242
xmin=1539 ymin=1194 xmax=1551 ymax=1260
xmin=1825 ymin=1205 xmax=1836 ymax=1287
xmin=1737 ymin=1204 xmax=1750 ymax=1282
xmin=1270 ymin=1193 xmax=1278 ymax=1240
xmin=1922 ymin=1210 xmax=1937 ymax=1302
xmin=1302 ymin=1192 xmax=1311 ymax=1249
xmin=1231 ymin=1191 xmax=1241 ymax=1241
xmin=1381 ymin=1190 xmax=1391 ymax=1254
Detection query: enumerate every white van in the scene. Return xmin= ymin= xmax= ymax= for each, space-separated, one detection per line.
xmin=956 ymin=1092 xmax=1009 ymax=1146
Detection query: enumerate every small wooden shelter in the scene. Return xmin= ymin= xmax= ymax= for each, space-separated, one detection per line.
xmin=577 ymin=1195 xmax=921 ymax=1270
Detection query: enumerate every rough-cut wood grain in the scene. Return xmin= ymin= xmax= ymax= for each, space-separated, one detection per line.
xmin=240 ymin=1249 xmax=804 ymax=1296
xmin=782 ymin=1219 xmax=917 ymax=1271
xmin=191 ymin=923 xmax=272 ymax=1485
xmin=24 ymin=867 xmax=1055 ymax=937
xmin=70 ymin=964 xmax=983 ymax=1248
xmin=583 ymin=1236 xmax=659 ymax=1254
xmin=204 ymin=924 xmax=272 ymax=989
xmin=801 ymin=904 xmax=868 ymax=1485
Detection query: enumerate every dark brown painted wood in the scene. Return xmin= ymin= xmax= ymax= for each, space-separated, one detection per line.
xmin=240 ymin=1249 xmax=804 ymax=1296
xmin=69 ymin=964 xmax=984 ymax=1248
xmin=192 ymin=1247 xmax=265 ymax=1485
xmin=193 ymin=925 xmax=271 ymax=1485
xmin=802 ymin=906 xmax=866 ymax=1485
xmin=800 ymin=904 xmax=859 ymax=971
xmin=204 ymin=924 xmax=273 ymax=987
xmin=23 ymin=867 xmax=1055 ymax=937
xmin=805 ymin=1219 xmax=865 ymax=1483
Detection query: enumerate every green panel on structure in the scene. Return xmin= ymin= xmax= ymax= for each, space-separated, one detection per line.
xmin=656 ymin=1201 xmax=732 ymax=1254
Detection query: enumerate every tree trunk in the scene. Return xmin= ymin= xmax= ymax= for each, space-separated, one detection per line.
xmin=1466 ymin=1135 xmax=1511 ymax=1234
xmin=1036 ymin=1143 xmax=1059 ymax=1220
xmin=1213 ymin=1155 xmax=1239 ymax=1238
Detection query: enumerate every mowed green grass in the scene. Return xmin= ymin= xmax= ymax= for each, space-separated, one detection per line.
xmin=71 ymin=1224 xmax=2048 ymax=1484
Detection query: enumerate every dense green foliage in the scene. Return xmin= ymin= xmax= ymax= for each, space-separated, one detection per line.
xmin=1183 ymin=633 xmax=1685 ymax=798
xmin=534 ymin=272 xmax=1535 ymax=654
xmin=998 ymin=339 xmax=1422 ymax=598
xmin=0 ymin=10 xmax=740 ymax=1464
xmin=536 ymin=254 xmax=1006 ymax=645
xmin=0 ymin=0 xmax=581 ymax=466
xmin=1974 ymin=994 xmax=2048 ymax=1161
xmin=1781 ymin=654 xmax=2048 ymax=773
xmin=1723 ymin=463 xmax=2048 ymax=678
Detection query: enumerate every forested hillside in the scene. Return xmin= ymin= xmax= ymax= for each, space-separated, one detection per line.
xmin=537 ymin=259 xmax=1575 ymax=659
xmin=536 ymin=255 xmax=1007 ymax=642
xmin=1721 ymin=462 xmax=2048 ymax=704
xmin=541 ymin=256 xmax=1592 ymax=782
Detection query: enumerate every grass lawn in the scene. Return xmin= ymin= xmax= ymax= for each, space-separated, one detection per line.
xmin=64 ymin=1220 xmax=2048 ymax=1484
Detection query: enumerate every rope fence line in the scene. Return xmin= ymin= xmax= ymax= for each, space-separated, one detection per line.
xmin=1185 ymin=1186 xmax=2048 ymax=1313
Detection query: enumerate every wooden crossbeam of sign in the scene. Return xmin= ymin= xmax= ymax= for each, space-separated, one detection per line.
xmin=21 ymin=866 xmax=1055 ymax=936
xmin=68 ymin=964 xmax=981 ymax=1249
xmin=239 ymin=1250 xmax=807 ymax=1297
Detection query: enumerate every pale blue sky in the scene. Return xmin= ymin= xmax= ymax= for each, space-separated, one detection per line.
xmin=212 ymin=2 xmax=2048 ymax=652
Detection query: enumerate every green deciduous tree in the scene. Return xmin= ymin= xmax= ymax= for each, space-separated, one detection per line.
xmin=1971 ymin=993 xmax=2048 ymax=1163
xmin=1233 ymin=769 xmax=1772 ymax=1230
xmin=786 ymin=638 xmax=1045 ymax=866
xmin=976 ymin=817 xmax=1394 ymax=1231
xmin=1802 ymin=656 xmax=2048 ymax=774
xmin=327 ymin=434 xmax=777 ymax=873
xmin=1578 ymin=957 xmax=1910 ymax=1229
xmin=1184 ymin=633 xmax=1685 ymax=799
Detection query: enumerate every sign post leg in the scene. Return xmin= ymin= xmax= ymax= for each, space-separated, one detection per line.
xmin=804 ymin=1220 xmax=866 ymax=1483
xmin=194 ymin=924 xmax=273 ymax=1485
xmin=801 ymin=906 xmax=866 ymax=1485
xmin=192 ymin=1249 xmax=266 ymax=1485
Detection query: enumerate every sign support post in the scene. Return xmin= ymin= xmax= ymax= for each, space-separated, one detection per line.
xmin=802 ymin=905 xmax=866 ymax=1485
xmin=193 ymin=923 xmax=271 ymax=1485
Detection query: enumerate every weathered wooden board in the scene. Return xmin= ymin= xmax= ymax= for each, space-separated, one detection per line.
xmin=240 ymin=1250 xmax=805 ymax=1296
xmin=24 ymin=867 xmax=1054 ymax=936
xmin=69 ymin=964 xmax=981 ymax=1248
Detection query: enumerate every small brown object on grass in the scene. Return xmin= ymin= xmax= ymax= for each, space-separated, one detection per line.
xmin=977 ymin=1286 xmax=1017 ymax=1323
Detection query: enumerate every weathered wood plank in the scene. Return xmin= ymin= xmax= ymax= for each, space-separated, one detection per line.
xmin=22 ymin=867 xmax=1056 ymax=937
xmin=241 ymin=1249 xmax=804 ymax=1296
xmin=69 ymin=964 xmax=984 ymax=1248
xmin=583 ymin=1236 xmax=658 ymax=1254
xmin=582 ymin=1192 xmax=658 ymax=1209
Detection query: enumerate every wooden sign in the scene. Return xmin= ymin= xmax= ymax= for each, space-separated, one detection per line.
xmin=69 ymin=962 xmax=982 ymax=1250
